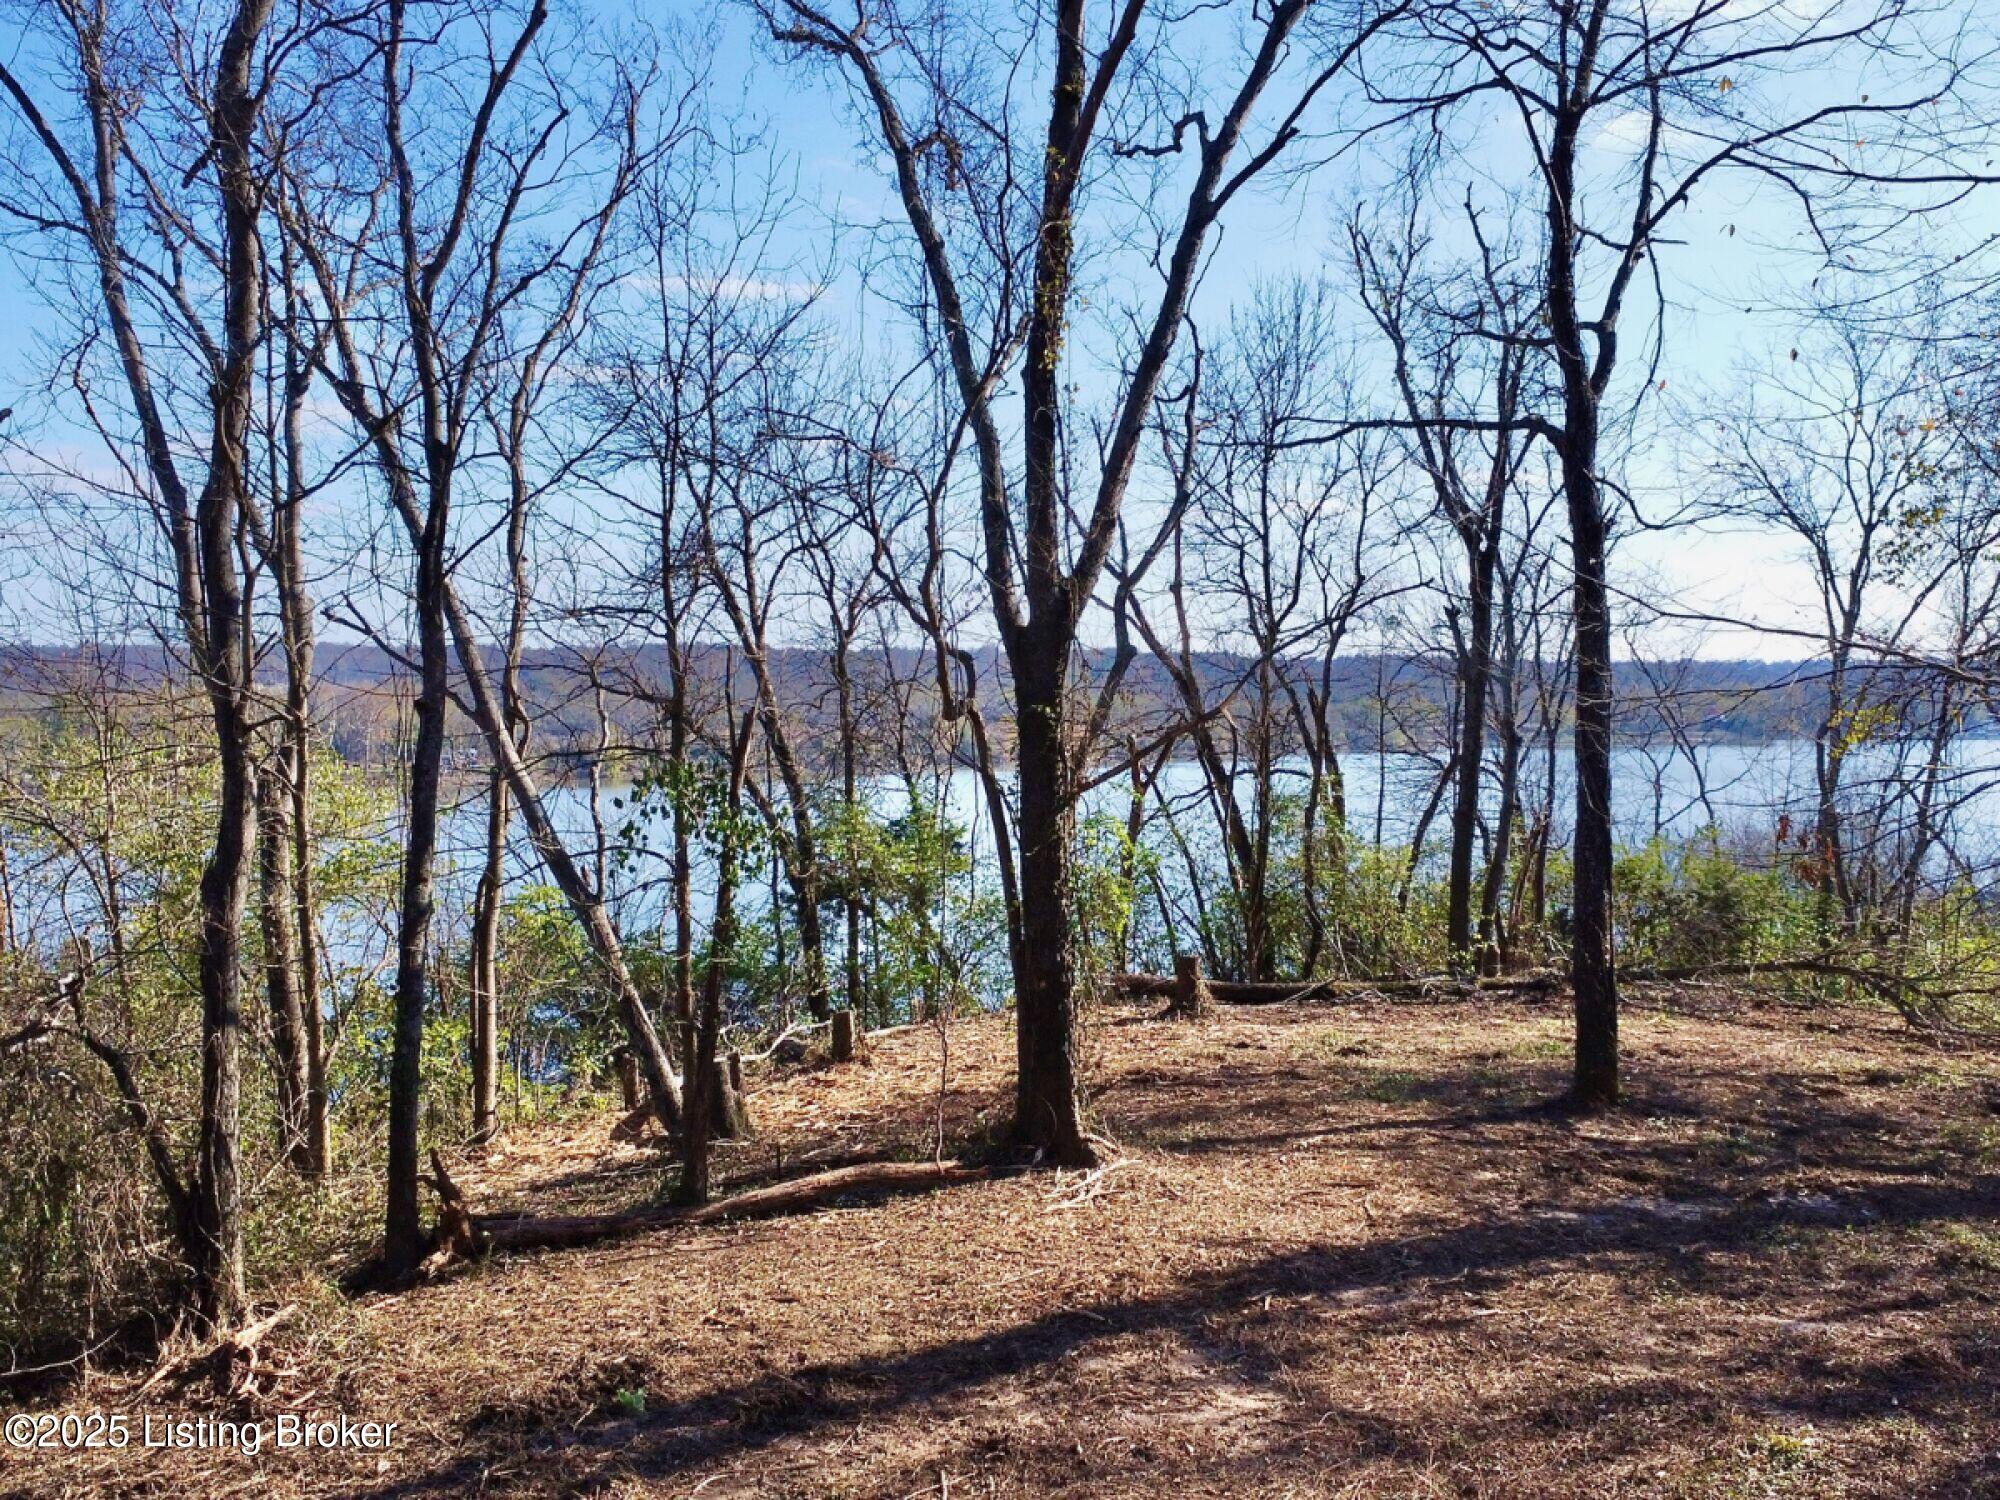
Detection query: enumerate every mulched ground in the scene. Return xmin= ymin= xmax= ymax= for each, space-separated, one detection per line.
xmin=6 ymin=989 xmax=1998 ymax=1499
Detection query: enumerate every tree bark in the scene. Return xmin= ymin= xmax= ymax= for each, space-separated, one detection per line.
xmin=384 ymin=507 xmax=451 ymax=1274
xmin=1446 ymin=545 xmax=1497 ymax=971
xmin=1009 ymin=633 xmax=1095 ymax=1166
xmin=254 ymin=758 xmax=311 ymax=1169
xmin=678 ymin=711 xmax=756 ymax=1205
xmin=187 ymin=0 xmax=275 ymax=1324
xmin=468 ymin=771 xmax=506 ymax=1144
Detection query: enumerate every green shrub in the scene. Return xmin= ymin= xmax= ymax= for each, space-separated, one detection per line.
xmin=1613 ymin=831 xmax=1810 ymax=971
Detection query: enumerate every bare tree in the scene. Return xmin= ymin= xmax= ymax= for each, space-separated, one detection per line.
xmin=765 ymin=0 xmax=1405 ymax=1163
xmin=587 ymin=130 xmax=825 ymax=1040
xmin=1349 ymin=191 xmax=1538 ymax=973
xmin=0 ymin=0 xmax=283 ymax=1322
xmin=1706 ymin=321 xmax=1963 ymax=933
xmin=251 ymin=227 xmax=333 ymax=1174
xmin=280 ymin=0 xmax=686 ymax=1269
xmin=695 ymin=354 xmax=838 ymax=1022
xmin=1118 ymin=282 xmax=1404 ymax=982
xmin=1374 ymin=0 xmax=1990 ymax=1105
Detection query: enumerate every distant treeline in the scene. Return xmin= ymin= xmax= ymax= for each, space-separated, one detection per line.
xmin=0 ymin=642 xmax=1956 ymax=770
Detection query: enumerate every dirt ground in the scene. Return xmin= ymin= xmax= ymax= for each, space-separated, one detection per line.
xmin=6 ymin=989 xmax=1998 ymax=1499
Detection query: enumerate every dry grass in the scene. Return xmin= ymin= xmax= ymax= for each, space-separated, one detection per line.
xmin=6 ymin=990 xmax=1998 ymax=1498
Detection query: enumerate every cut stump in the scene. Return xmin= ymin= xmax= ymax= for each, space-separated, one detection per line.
xmin=614 ymin=1048 xmax=641 ymax=1112
xmin=710 ymin=1055 xmax=752 ymax=1139
xmin=1167 ymin=953 xmax=1214 ymax=1019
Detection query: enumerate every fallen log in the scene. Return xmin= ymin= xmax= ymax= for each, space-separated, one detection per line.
xmin=426 ymin=1157 xmax=996 ymax=1261
xmin=1114 ymin=954 xmax=1976 ymax=1033
xmin=1111 ymin=970 xmax=1563 ymax=1006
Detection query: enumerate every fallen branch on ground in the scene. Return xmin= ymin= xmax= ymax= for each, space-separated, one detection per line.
xmin=126 ymin=1303 xmax=297 ymax=1403
xmin=732 ymin=1015 xmax=832 ymax=1065
xmin=423 ymin=1152 xmax=997 ymax=1262
xmin=1619 ymin=954 xmax=1977 ymax=1036
xmin=1044 ymin=1157 xmax=1144 ymax=1212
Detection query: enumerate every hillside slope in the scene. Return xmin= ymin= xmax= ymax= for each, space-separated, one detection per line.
xmin=11 ymin=995 xmax=1999 ymax=1499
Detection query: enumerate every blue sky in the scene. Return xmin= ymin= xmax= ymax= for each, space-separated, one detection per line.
xmin=1 ymin=0 xmax=1994 ymax=659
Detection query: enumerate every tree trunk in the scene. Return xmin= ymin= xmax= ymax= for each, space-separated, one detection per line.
xmin=468 ymin=771 xmax=506 ymax=1144
xmin=838 ymin=646 xmax=863 ymax=1020
xmin=616 ymin=1048 xmax=641 ymax=1112
xmin=750 ymin=712 xmax=828 ymax=1022
xmin=1447 ymin=542 xmax=1497 ymax=971
xmin=1400 ymin=751 xmax=1458 ymax=911
xmin=188 ymin=0 xmax=275 ymax=1324
xmin=1813 ymin=688 xmax=1855 ymax=935
xmin=288 ymin=647 xmax=329 ymax=1187
xmin=1479 ymin=715 xmax=1523 ymax=974
xmin=1547 ymin=94 xmax=1618 ymax=1111
xmin=1008 ymin=634 xmax=1095 ymax=1166
xmin=1118 ymin=747 xmax=1149 ymax=975
xmin=0 ymin=836 xmax=13 ymax=957
xmin=790 ymin=848 xmax=828 ymax=1021
xmin=384 ymin=530 xmax=450 ymax=1275
xmin=708 ymin=1054 xmax=750 ymax=1140
xmin=254 ymin=759 xmax=311 ymax=1169
xmin=277 ymin=279 xmax=330 ymax=1183
xmin=1562 ymin=429 xmax=1619 ymax=1109
xmin=679 ymin=713 xmax=754 ymax=1205
xmin=671 ymin=808 xmax=694 ymax=1034
xmin=193 ymin=705 xmax=254 ymax=1324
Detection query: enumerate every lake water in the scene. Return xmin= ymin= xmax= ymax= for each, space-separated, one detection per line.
xmin=428 ymin=737 xmax=2000 ymax=945
xmin=11 ymin=736 xmax=1993 ymax=989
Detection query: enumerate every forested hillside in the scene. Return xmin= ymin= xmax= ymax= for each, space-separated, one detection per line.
xmin=2 ymin=645 xmax=1917 ymax=767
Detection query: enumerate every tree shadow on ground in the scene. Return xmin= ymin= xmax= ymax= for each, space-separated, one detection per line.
xmin=339 ymin=1003 xmax=1999 ymax=1497
xmin=355 ymin=1166 xmax=1999 ymax=1498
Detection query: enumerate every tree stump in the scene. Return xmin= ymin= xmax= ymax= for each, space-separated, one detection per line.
xmin=726 ymin=1048 xmax=744 ymax=1097
xmin=1168 ymin=953 xmax=1213 ymax=1019
xmin=614 ymin=1047 xmax=641 ymax=1112
xmin=831 ymin=1009 xmax=858 ymax=1063
xmin=708 ymin=1055 xmax=752 ymax=1139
